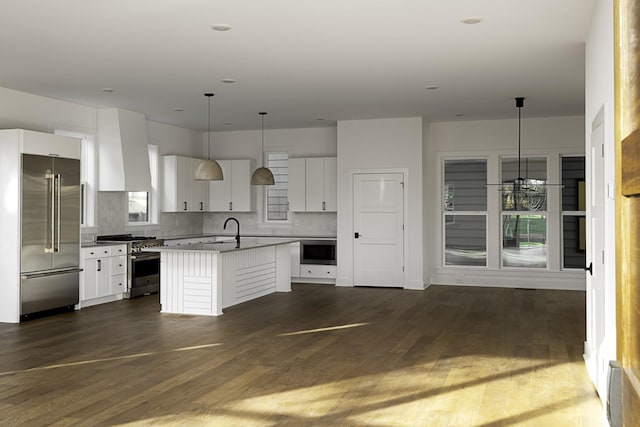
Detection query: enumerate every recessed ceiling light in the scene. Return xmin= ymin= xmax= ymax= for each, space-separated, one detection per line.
xmin=172 ymin=108 xmax=184 ymax=112
xmin=460 ymin=17 xmax=483 ymax=24
xmin=101 ymin=88 xmax=114 ymax=93
xmin=211 ymin=24 xmax=232 ymax=31
xmin=221 ymin=79 xmax=236 ymax=84
xmin=425 ymin=85 xmax=439 ymax=90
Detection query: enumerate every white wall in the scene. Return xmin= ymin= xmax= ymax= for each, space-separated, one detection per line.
xmin=336 ymin=117 xmax=424 ymax=290
xmin=0 ymin=87 xmax=97 ymax=133
xmin=584 ymin=0 xmax=615 ymax=403
xmin=210 ymin=127 xmax=337 ymax=159
xmin=424 ymin=115 xmax=586 ymax=290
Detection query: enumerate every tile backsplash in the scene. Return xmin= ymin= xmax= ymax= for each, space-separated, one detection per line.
xmin=83 ymin=192 xmax=334 ymax=241
xmin=83 ymin=192 xmax=204 ymax=241
xmin=203 ymin=212 xmax=336 ymax=237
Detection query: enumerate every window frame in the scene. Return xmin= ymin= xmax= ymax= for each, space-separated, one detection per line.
xmin=263 ymin=151 xmax=291 ymax=224
xmin=499 ymin=155 xmax=550 ymax=269
xmin=560 ymin=154 xmax=587 ymax=270
xmin=54 ymin=130 xmax=97 ymax=229
xmin=126 ymin=144 xmax=158 ymax=226
xmin=441 ymin=157 xmax=489 ymax=268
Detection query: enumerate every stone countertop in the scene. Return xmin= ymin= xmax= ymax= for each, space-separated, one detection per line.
xmin=160 ymin=233 xmax=336 ymax=240
xmin=151 ymin=238 xmax=300 ymax=253
xmin=81 ymin=241 xmax=128 ymax=248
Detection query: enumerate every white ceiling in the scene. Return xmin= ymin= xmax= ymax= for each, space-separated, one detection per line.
xmin=0 ymin=0 xmax=596 ymax=131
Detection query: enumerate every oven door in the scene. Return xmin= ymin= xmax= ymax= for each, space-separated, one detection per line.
xmin=130 ymin=251 xmax=160 ymax=297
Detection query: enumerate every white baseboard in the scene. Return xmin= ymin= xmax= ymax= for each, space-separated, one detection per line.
xmin=431 ymin=269 xmax=585 ymax=291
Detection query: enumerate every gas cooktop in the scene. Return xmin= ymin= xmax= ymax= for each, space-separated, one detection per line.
xmin=96 ymin=234 xmax=157 ymax=242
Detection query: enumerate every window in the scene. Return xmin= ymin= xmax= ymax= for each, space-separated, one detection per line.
xmin=55 ymin=130 xmax=96 ymax=227
xmin=127 ymin=144 xmax=158 ymax=224
xmin=561 ymin=156 xmax=586 ymax=269
xmin=501 ymin=157 xmax=547 ymax=268
xmin=443 ymin=159 xmax=487 ymax=266
xmin=128 ymin=192 xmax=149 ymax=222
xmin=265 ymin=152 xmax=289 ymax=222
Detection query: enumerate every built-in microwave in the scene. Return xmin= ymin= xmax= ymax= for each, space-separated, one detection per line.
xmin=300 ymin=240 xmax=337 ymax=265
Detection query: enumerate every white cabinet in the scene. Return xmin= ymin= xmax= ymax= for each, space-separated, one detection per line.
xmin=79 ymin=244 xmax=128 ymax=308
xmin=288 ymin=158 xmax=306 ymax=212
xmin=300 ymin=264 xmax=337 ymax=279
xmin=208 ymin=159 xmax=255 ymax=212
xmin=288 ymin=157 xmax=337 ymax=212
xmin=290 ymin=242 xmax=301 ymax=277
xmin=163 ymin=155 xmax=209 ymax=212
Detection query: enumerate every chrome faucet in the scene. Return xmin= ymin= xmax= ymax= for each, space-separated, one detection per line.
xmin=224 ymin=217 xmax=240 ymax=248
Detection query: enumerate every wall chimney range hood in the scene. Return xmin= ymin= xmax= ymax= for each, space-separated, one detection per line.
xmin=98 ymin=108 xmax=151 ymax=192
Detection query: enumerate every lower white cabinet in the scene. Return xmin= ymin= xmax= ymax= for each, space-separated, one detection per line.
xmin=290 ymin=242 xmax=301 ymax=277
xmin=78 ymin=244 xmax=128 ymax=308
xmin=300 ymin=264 xmax=337 ymax=279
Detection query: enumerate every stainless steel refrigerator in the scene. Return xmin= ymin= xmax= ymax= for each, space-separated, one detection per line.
xmin=20 ymin=153 xmax=82 ymax=315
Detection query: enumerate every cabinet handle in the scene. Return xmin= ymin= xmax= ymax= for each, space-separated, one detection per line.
xmin=229 ymin=201 xmax=233 ymax=211
xmin=322 ymin=201 xmax=326 ymax=211
xmin=200 ymin=201 xmax=203 ymax=211
xmin=184 ymin=201 xmax=187 ymax=211
xmin=97 ymin=259 xmax=101 ymax=272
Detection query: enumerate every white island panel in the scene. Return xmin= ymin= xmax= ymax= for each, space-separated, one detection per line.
xmin=158 ymin=240 xmax=293 ymax=316
xmin=222 ymin=247 xmax=277 ymax=309
xmin=160 ymin=250 xmax=221 ymax=316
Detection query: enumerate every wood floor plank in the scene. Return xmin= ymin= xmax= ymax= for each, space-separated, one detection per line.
xmin=0 ymin=284 xmax=604 ymax=426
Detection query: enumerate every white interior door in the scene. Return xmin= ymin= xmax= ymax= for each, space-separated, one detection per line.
xmin=585 ymin=110 xmax=607 ymax=395
xmin=353 ymin=173 xmax=404 ymax=287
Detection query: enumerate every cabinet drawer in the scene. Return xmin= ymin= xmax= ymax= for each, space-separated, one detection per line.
xmin=111 ymin=245 xmax=127 ymax=256
xmin=83 ymin=246 xmax=112 ymax=259
xmin=300 ymin=264 xmax=337 ymax=279
xmin=111 ymin=256 xmax=127 ymax=275
xmin=110 ymin=274 xmax=127 ymax=294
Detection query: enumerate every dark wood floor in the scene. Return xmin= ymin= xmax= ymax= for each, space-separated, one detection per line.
xmin=0 ymin=284 xmax=603 ymax=426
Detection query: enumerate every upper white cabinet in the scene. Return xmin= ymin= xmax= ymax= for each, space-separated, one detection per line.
xmin=288 ymin=157 xmax=337 ymax=212
xmin=288 ymin=158 xmax=306 ymax=212
xmin=208 ymin=159 xmax=255 ymax=212
xmin=163 ymin=155 xmax=208 ymax=212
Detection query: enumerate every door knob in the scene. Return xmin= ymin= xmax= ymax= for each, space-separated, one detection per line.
xmin=585 ymin=262 xmax=593 ymax=276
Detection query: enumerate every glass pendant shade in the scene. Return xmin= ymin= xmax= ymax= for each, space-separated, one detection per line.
xmin=195 ymin=92 xmax=224 ymax=181
xmin=251 ymin=166 xmax=275 ymax=185
xmin=251 ymin=111 xmax=275 ymax=186
xmin=195 ymin=159 xmax=224 ymax=181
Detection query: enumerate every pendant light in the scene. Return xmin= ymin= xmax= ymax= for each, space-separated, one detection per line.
xmin=488 ymin=97 xmax=561 ymax=209
xmin=195 ymin=93 xmax=224 ymax=181
xmin=250 ymin=112 xmax=275 ymax=185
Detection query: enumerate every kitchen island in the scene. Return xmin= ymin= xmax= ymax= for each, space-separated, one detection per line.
xmin=152 ymin=238 xmax=297 ymax=316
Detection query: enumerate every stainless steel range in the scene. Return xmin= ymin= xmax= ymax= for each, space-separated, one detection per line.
xmin=96 ymin=234 xmax=164 ymax=298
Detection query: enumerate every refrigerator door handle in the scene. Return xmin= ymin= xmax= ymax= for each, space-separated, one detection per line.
xmin=55 ymin=174 xmax=61 ymax=253
xmin=45 ymin=173 xmax=55 ymax=253
xmin=21 ymin=267 xmax=83 ymax=280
